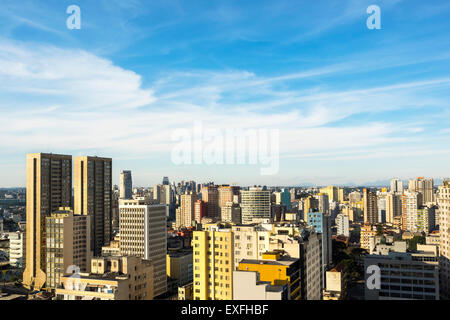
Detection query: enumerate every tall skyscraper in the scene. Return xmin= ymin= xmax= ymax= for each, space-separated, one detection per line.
xmin=119 ymin=170 xmax=133 ymax=199
xmin=335 ymin=213 xmax=350 ymax=237
xmin=201 ymin=185 xmax=219 ymax=219
xmin=194 ymin=200 xmax=207 ymax=224
xmin=274 ymin=188 xmax=291 ymax=211
xmin=315 ymin=193 xmax=330 ymax=215
xmin=303 ymin=196 xmax=318 ymax=222
xmin=320 ymin=186 xmax=338 ymax=202
xmin=178 ymin=192 xmax=198 ymax=228
xmin=74 ymin=156 xmax=112 ymax=256
xmin=23 ymin=153 xmax=72 ymax=290
xmin=390 ymin=178 xmax=404 ymax=193
xmin=241 ymin=187 xmax=271 ymax=224
xmin=119 ymin=199 xmax=167 ymax=297
xmin=348 ymin=191 xmax=362 ymax=203
xmin=377 ymin=195 xmax=387 ymax=224
xmin=437 ymin=180 xmax=450 ymax=299
xmin=402 ymin=191 xmax=423 ymax=232
xmin=363 ymin=188 xmax=378 ymax=224
xmin=307 ymin=210 xmax=332 ymax=288
xmin=218 ymin=185 xmax=239 ymax=210
xmin=408 ymin=177 xmax=434 ymax=204
xmin=386 ymin=192 xmax=402 ymax=224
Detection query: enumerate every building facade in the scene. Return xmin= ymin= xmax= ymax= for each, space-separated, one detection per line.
xmin=23 ymin=153 xmax=72 ymax=291
xmin=119 ymin=199 xmax=167 ymax=297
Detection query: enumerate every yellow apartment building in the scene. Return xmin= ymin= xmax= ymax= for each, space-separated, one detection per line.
xmin=192 ymin=224 xmax=234 ymax=300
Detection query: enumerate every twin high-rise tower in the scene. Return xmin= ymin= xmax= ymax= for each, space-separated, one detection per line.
xmin=23 ymin=153 xmax=112 ymax=291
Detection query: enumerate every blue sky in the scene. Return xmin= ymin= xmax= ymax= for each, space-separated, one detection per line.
xmin=1 ymin=0 xmax=450 ymax=187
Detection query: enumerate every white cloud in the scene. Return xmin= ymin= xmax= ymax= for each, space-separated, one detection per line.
xmin=0 ymin=41 xmax=156 ymax=111
xmin=0 ymin=40 xmax=449 ymax=186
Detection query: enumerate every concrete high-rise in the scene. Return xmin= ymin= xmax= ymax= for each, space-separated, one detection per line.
xmin=437 ymin=180 xmax=450 ymax=299
xmin=241 ymin=187 xmax=271 ymax=224
xmin=363 ymin=188 xmax=378 ymax=224
xmin=74 ymin=156 xmax=112 ymax=256
xmin=390 ymin=178 xmax=404 ymax=193
xmin=194 ymin=200 xmax=207 ymax=224
xmin=377 ymin=194 xmax=387 ymax=224
xmin=315 ymin=193 xmax=330 ymax=215
xmin=177 ymin=192 xmax=198 ymax=228
xmin=335 ymin=213 xmax=350 ymax=237
xmin=202 ymin=185 xmax=220 ymax=219
xmin=119 ymin=170 xmax=133 ymax=199
xmin=23 ymin=153 xmax=72 ymax=291
xmin=218 ymin=185 xmax=240 ymax=210
xmin=402 ymin=191 xmax=423 ymax=232
xmin=45 ymin=208 xmax=91 ymax=289
xmin=386 ymin=192 xmax=402 ymax=224
xmin=119 ymin=199 xmax=167 ymax=297
xmin=409 ymin=177 xmax=434 ymax=204
xmin=307 ymin=211 xmax=332 ymax=289
xmin=319 ymin=186 xmax=338 ymax=203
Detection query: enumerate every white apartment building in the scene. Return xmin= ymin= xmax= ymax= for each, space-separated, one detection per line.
xmin=232 ymin=224 xmax=271 ymax=268
xmin=335 ymin=213 xmax=350 ymax=237
xmin=119 ymin=199 xmax=167 ymax=297
xmin=404 ymin=191 xmax=423 ymax=232
xmin=7 ymin=231 xmax=26 ymax=268
xmin=241 ymin=188 xmax=271 ymax=224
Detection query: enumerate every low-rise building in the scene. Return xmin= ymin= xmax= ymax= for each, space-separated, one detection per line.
xmin=232 ymin=270 xmax=285 ymax=300
xmin=55 ymin=256 xmax=153 ymax=300
xmin=166 ymin=248 xmax=193 ymax=287
xmin=322 ymin=264 xmax=348 ymax=300
xmin=364 ymin=243 xmax=439 ymax=300
xmin=238 ymin=252 xmax=300 ymax=300
xmin=7 ymin=231 xmax=25 ymax=268
xmin=178 ymin=282 xmax=193 ymax=300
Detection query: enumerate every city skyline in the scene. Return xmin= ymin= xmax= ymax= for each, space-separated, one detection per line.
xmin=1 ymin=0 xmax=450 ymax=186
xmin=0 ymin=154 xmax=449 ymax=189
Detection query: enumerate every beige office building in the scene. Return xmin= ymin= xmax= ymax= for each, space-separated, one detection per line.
xmin=74 ymin=156 xmax=112 ymax=256
xmin=45 ymin=208 xmax=91 ymax=289
xmin=201 ymin=186 xmax=220 ymax=219
xmin=386 ymin=192 xmax=402 ymax=224
xmin=218 ymin=185 xmax=239 ymax=209
xmin=177 ymin=192 xmax=198 ymax=228
xmin=221 ymin=202 xmax=241 ymax=224
xmin=55 ymin=256 xmax=153 ymax=300
xmin=166 ymin=249 xmax=193 ymax=287
xmin=119 ymin=199 xmax=167 ymax=297
xmin=23 ymin=153 xmax=72 ymax=291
